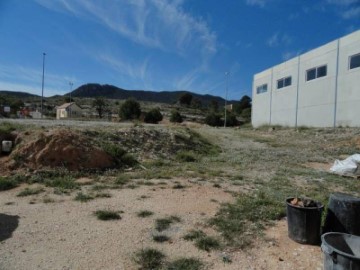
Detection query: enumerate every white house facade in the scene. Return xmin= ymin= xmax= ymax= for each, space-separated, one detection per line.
xmin=56 ymin=103 xmax=82 ymax=119
xmin=252 ymin=30 xmax=360 ymax=128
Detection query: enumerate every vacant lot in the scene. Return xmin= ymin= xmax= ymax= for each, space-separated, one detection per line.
xmin=0 ymin=119 xmax=359 ymax=270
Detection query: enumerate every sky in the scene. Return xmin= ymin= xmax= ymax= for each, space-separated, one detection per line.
xmin=0 ymin=0 xmax=359 ymax=100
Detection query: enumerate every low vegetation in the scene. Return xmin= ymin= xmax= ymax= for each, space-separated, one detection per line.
xmin=94 ymin=210 xmax=121 ymax=220
xmin=17 ymin=187 xmax=44 ymax=197
xmin=155 ymin=216 xmax=181 ymax=232
xmin=166 ymin=258 xmax=204 ymax=270
xmin=0 ymin=177 xmax=18 ymax=191
xmin=137 ymin=210 xmax=154 ymax=218
xmin=134 ymin=248 xmax=166 ymax=270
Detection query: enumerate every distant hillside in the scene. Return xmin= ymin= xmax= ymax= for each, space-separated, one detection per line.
xmin=70 ymin=83 xmax=237 ymax=105
xmin=0 ymin=90 xmax=40 ymax=99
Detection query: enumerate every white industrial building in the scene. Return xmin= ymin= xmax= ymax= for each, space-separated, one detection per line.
xmin=252 ymin=30 xmax=360 ymax=128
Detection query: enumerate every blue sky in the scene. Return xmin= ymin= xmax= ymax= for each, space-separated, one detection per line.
xmin=0 ymin=0 xmax=359 ymax=100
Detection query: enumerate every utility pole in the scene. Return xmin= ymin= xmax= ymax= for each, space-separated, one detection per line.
xmin=224 ymin=71 xmax=230 ymax=128
xmin=69 ymin=82 xmax=73 ymax=118
xmin=41 ymin=52 xmax=46 ymax=118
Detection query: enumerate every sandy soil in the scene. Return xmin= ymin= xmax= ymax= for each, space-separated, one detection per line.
xmin=0 ymin=179 xmax=323 ymax=270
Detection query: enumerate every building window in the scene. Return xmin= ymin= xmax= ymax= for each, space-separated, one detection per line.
xmin=350 ymin=53 xmax=360 ymax=70
xmin=277 ymin=76 xmax=292 ymax=89
xmin=306 ymin=65 xmax=327 ymax=81
xmin=256 ymin=84 xmax=268 ymax=94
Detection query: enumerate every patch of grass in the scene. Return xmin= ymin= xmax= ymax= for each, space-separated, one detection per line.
xmin=17 ymin=187 xmax=44 ymax=197
xmin=213 ymin=183 xmax=221 ymax=188
xmin=134 ymin=248 xmax=166 ymax=270
xmin=74 ymin=192 xmax=94 ymax=202
xmin=210 ymin=190 xmax=285 ymax=249
xmin=95 ymin=192 xmax=111 ymax=198
xmin=194 ymin=236 xmax=220 ymax=252
xmin=183 ymin=230 xmax=206 ymax=241
xmin=176 ymin=151 xmax=197 ymax=162
xmin=115 ymin=175 xmax=130 ymax=186
xmin=155 ymin=216 xmax=181 ymax=232
xmin=153 ymin=235 xmax=170 ymax=243
xmin=94 ymin=210 xmax=121 ymax=220
xmin=137 ymin=210 xmax=154 ymax=218
xmin=102 ymin=143 xmax=137 ymax=166
xmin=45 ymin=176 xmax=79 ymax=192
xmin=0 ymin=177 xmax=18 ymax=191
xmin=92 ymin=184 xmax=110 ymax=191
xmin=166 ymin=258 xmax=204 ymax=270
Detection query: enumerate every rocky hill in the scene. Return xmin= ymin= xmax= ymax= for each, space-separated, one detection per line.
xmin=69 ymin=83 xmax=237 ymax=105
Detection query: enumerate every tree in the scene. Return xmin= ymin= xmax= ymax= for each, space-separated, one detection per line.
xmin=191 ymin=98 xmax=202 ymax=110
xmin=119 ymin=98 xmax=141 ymax=120
xmin=178 ymin=93 xmax=193 ymax=106
xmin=205 ymin=112 xmax=222 ymax=127
xmin=209 ymin=100 xmax=219 ymax=112
xmin=233 ymin=95 xmax=252 ymax=115
xmin=170 ymin=110 xmax=183 ymax=123
xmin=144 ymin=108 xmax=163 ymax=124
xmin=241 ymin=107 xmax=252 ymax=123
xmin=225 ymin=112 xmax=238 ymax=127
xmin=92 ymin=96 xmax=108 ymax=118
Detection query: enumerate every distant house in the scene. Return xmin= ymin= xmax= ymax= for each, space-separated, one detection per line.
xmin=56 ymin=103 xmax=82 ymax=119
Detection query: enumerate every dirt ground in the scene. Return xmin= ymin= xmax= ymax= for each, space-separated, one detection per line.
xmin=2 ymin=120 xmax=360 ymax=270
xmin=0 ymin=180 xmax=322 ymax=270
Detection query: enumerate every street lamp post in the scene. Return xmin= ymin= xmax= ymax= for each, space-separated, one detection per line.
xmin=69 ymin=82 xmax=73 ymax=118
xmin=41 ymin=52 xmax=46 ymax=118
xmin=224 ymin=71 xmax=230 ymax=128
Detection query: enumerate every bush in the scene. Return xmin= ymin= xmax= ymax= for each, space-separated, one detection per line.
xmin=205 ymin=113 xmax=222 ymax=127
xmin=225 ymin=112 xmax=238 ymax=127
xmin=119 ymin=98 xmax=141 ymax=120
xmin=134 ymin=248 xmax=166 ymax=270
xmin=144 ymin=108 xmax=163 ymax=124
xmin=0 ymin=177 xmax=18 ymax=191
xmin=170 ymin=110 xmax=183 ymax=123
xmin=94 ymin=210 xmax=121 ymax=220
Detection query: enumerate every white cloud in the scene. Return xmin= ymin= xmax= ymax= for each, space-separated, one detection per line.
xmin=342 ymin=6 xmax=360 ymax=18
xmin=0 ymin=64 xmax=78 ymax=97
xmin=35 ymin=0 xmax=217 ymax=65
xmin=267 ymin=32 xmax=292 ymax=47
xmin=326 ymin=0 xmax=359 ymax=5
xmin=97 ymin=54 xmax=150 ymax=83
xmin=282 ymin=50 xmax=302 ymax=61
xmin=246 ymin=0 xmax=266 ymax=8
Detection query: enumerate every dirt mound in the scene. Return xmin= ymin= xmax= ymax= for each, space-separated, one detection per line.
xmin=9 ymin=129 xmax=114 ymax=171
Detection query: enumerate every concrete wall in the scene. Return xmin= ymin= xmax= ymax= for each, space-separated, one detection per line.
xmin=252 ymin=30 xmax=360 ymax=127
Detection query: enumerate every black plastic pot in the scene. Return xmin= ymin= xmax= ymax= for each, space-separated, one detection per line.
xmin=323 ymin=193 xmax=360 ymax=236
xmin=286 ymin=198 xmax=324 ymax=245
xmin=321 ymin=232 xmax=360 ymax=270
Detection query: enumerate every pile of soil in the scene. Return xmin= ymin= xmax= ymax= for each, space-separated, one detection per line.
xmin=7 ymin=129 xmax=114 ymax=171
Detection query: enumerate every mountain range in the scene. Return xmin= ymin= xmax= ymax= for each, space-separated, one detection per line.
xmin=1 ymin=83 xmax=239 ymax=105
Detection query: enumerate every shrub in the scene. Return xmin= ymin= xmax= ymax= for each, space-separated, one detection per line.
xmin=17 ymin=187 xmax=44 ymax=197
xmin=119 ymin=98 xmax=141 ymax=120
xmin=74 ymin=192 xmax=94 ymax=202
xmin=94 ymin=210 xmax=121 ymax=220
xmin=176 ymin=151 xmax=196 ymax=162
xmin=225 ymin=112 xmax=238 ymax=127
xmin=183 ymin=230 xmax=206 ymax=241
xmin=195 ymin=236 xmax=220 ymax=251
xmin=137 ymin=210 xmax=154 ymax=218
xmin=166 ymin=258 xmax=204 ymax=270
xmin=205 ymin=113 xmax=222 ymax=127
xmin=153 ymin=235 xmax=170 ymax=243
xmin=134 ymin=248 xmax=166 ymax=270
xmin=144 ymin=108 xmax=163 ymax=124
xmin=170 ymin=110 xmax=183 ymax=123
xmin=0 ymin=177 xmax=18 ymax=191
xmin=155 ymin=216 xmax=181 ymax=232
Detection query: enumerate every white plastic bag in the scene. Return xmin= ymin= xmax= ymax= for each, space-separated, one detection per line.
xmin=330 ymin=154 xmax=360 ymax=175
